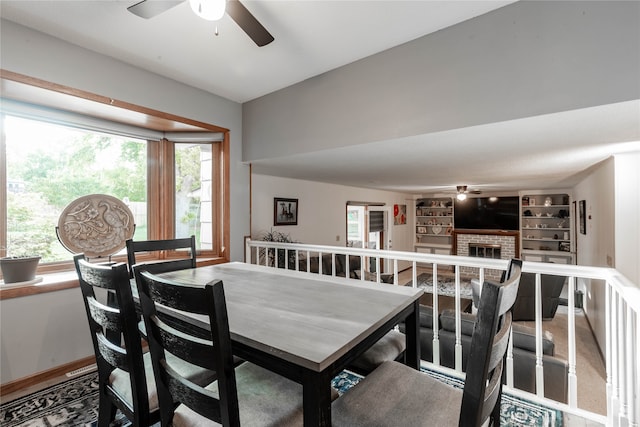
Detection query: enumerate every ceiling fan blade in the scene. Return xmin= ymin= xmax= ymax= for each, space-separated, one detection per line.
xmin=127 ymin=0 xmax=184 ymax=19
xmin=226 ymin=0 xmax=274 ymax=47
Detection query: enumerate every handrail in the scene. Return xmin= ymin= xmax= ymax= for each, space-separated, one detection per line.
xmin=245 ymin=239 xmax=639 ymax=426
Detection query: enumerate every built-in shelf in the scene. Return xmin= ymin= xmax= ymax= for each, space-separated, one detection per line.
xmin=520 ymin=192 xmax=574 ymax=264
xmin=415 ymin=197 xmax=454 ymax=249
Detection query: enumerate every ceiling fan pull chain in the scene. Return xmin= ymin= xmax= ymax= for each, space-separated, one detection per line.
xmin=215 ymin=25 xmax=219 ymax=36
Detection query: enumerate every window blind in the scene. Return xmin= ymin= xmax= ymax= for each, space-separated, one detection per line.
xmin=369 ymin=211 xmax=384 ymax=232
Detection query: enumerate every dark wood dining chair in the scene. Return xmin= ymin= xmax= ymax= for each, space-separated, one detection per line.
xmin=135 ymin=267 xmax=309 ymax=426
xmin=75 ymin=254 xmax=218 ymax=427
xmin=74 ymin=254 xmax=159 ymax=427
xmin=126 ymin=236 xmax=197 ymax=278
xmin=332 ymin=259 xmax=522 ymax=427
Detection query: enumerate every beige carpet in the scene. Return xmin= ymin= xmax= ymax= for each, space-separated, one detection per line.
xmin=515 ymin=305 xmax=607 ymax=415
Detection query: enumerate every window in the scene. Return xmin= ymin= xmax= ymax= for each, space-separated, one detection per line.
xmin=3 ymin=116 xmax=147 ymax=263
xmin=1 ymin=73 xmax=230 ymax=277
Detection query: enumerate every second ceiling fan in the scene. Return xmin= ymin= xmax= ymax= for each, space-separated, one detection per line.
xmin=128 ymin=0 xmax=274 ymax=47
xmin=456 ymin=185 xmax=482 ymax=201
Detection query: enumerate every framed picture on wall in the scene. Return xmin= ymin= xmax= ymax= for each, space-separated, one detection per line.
xmin=274 ymin=198 xmax=298 ymax=226
xmin=394 ymin=204 xmax=407 ymax=225
xmin=579 ymin=200 xmax=586 ymax=235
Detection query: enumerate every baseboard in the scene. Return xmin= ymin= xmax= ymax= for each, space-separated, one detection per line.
xmin=0 ymin=355 xmax=96 ymax=397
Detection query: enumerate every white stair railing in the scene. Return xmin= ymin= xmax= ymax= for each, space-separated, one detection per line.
xmin=245 ymin=239 xmax=639 ymax=426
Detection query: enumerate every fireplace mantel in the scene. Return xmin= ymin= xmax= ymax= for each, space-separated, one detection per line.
xmin=452 ymin=230 xmax=520 ymax=280
xmin=452 ymin=229 xmax=520 ymax=258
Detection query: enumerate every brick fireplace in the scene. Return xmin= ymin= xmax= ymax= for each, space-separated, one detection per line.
xmin=452 ymin=230 xmax=520 ymax=281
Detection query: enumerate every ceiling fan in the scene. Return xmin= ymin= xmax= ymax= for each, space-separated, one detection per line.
xmin=127 ymin=0 xmax=274 ymax=47
xmin=455 ymin=185 xmax=482 ymax=201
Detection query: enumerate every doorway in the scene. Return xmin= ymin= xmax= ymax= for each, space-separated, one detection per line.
xmin=346 ymin=203 xmax=392 ymax=273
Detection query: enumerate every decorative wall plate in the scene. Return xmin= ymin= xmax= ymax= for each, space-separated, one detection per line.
xmin=432 ymin=225 xmax=443 ymax=235
xmin=57 ymin=194 xmax=135 ymax=258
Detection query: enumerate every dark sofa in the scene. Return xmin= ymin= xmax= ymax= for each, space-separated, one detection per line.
xmin=472 ymin=273 xmax=566 ymax=321
xmin=401 ymin=306 xmax=569 ymax=403
xmin=511 ymin=272 xmax=566 ymax=320
xmin=297 ymin=253 xmax=362 ymax=278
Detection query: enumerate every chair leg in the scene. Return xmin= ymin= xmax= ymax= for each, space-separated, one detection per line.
xmin=97 ymin=393 xmax=117 ymax=427
xmin=490 ymin=387 xmax=502 ymax=426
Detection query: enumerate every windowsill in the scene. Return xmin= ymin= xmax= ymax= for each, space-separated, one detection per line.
xmin=0 ymin=271 xmax=79 ymax=300
xmin=0 ymin=256 xmax=228 ymax=300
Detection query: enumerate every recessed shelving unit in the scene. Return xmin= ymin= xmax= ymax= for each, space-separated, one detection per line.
xmin=414 ymin=197 xmax=454 ymax=255
xmin=520 ymin=192 xmax=575 ymax=264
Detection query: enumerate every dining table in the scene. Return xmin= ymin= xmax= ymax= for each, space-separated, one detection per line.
xmin=152 ymin=262 xmax=423 ymax=427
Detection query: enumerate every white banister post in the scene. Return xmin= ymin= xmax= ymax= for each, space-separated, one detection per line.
xmin=623 ymin=305 xmax=637 ymax=427
xmin=633 ymin=310 xmax=640 ymax=427
xmin=567 ymin=276 xmax=578 ymax=408
xmin=412 ymin=262 xmax=418 ymax=288
xmin=284 ymin=247 xmax=288 ymax=270
xmin=535 ymin=273 xmax=545 ymax=398
xmin=393 ymin=259 xmax=398 ymax=285
xmin=617 ymin=293 xmax=628 ymax=425
xmin=331 ymin=253 xmax=336 ymax=277
xmin=606 ymin=281 xmax=617 ymax=427
xmin=611 ymin=289 xmax=622 ymax=427
xmin=506 ymin=328 xmax=514 ymax=388
xmin=454 ymin=265 xmax=463 ymax=372
xmin=617 ymin=301 xmax=630 ymax=426
xmin=432 ymin=262 xmax=440 ymax=366
xmin=346 ymin=254 xmax=350 ymax=278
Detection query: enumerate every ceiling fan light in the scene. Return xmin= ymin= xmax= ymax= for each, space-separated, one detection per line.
xmin=457 ymin=193 xmax=467 ymax=201
xmin=189 ymin=0 xmax=226 ymax=21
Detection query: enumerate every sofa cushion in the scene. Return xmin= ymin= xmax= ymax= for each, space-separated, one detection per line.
xmin=418 ymin=305 xmax=434 ymax=329
xmin=439 ymin=309 xmax=476 ymax=336
xmin=439 ymin=310 xmax=555 ymax=356
xmin=512 ymin=323 xmax=555 ymax=355
xmin=353 ymin=270 xmax=394 ymax=284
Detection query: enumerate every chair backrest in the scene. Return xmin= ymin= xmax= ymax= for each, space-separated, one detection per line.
xmin=134 ymin=267 xmax=241 ymax=426
xmin=73 ymin=253 xmax=152 ymax=425
xmin=126 ymin=236 xmax=197 ymax=277
xmin=459 ymin=258 xmax=522 ymax=427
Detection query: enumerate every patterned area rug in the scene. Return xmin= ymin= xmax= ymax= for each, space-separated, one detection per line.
xmin=0 ymin=370 xmax=362 ymax=426
xmin=405 ymin=272 xmax=474 ymax=299
xmin=1 ymin=367 xmax=561 ymax=426
xmin=1 ymin=372 xmax=102 ymax=427
xmin=422 ymin=367 xmax=562 ymax=426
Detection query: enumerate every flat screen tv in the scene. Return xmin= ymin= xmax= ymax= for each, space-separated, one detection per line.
xmin=454 ymin=196 xmax=520 ymax=231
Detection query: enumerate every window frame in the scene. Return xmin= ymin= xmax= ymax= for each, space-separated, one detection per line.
xmin=0 ymin=70 xmax=230 ymax=288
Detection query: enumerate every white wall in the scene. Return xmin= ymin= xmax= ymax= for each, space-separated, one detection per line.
xmin=573 ymin=158 xmax=616 ymax=354
xmin=251 ymin=174 xmax=415 ymax=254
xmin=572 ymin=151 xmax=640 ymax=356
xmin=243 ymin=1 xmax=640 ymax=162
xmin=0 ymin=20 xmax=249 ymax=384
xmin=614 ymin=151 xmax=640 ymax=285
xmin=0 ymin=288 xmax=90 ymax=383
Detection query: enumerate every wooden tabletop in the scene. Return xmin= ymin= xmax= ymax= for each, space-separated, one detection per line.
xmin=156 ymin=262 xmax=423 ymax=372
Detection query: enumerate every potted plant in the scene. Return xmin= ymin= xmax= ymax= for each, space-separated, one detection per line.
xmin=0 ymin=225 xmax=54 ymax=284
xmin=260 ymin=229 xmax=298 ymax=269
xmin=0 ymin=255 xmax=41 ymax=284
